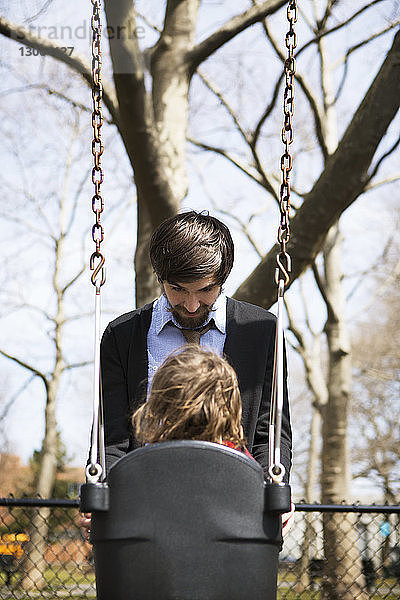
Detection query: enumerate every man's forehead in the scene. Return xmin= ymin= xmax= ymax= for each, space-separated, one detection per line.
xmin=167 ymin=276 xmax=218 ymax=291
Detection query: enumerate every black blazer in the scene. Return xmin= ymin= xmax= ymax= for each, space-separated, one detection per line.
xmin=100 ymin=297 xmax=292 ymax=481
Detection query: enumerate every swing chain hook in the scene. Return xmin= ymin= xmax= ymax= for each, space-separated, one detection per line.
xmin=90 ymin=252 xmax=105 ymax=292
xmin=90 ymin=0 xmax=105 ymax=290
xmin=276 ymin=0 xmax=297 ymax=290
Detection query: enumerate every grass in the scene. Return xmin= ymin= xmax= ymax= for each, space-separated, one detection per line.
xmin=277 ymin=589 xmax=400 ymax=600
xmin=2 ymin=569 xmax=399 ymax=599
xmin=0 ymin=564 xmax=96 ymax=597
xmin=44 ymin=565 xmax=95 ymax=587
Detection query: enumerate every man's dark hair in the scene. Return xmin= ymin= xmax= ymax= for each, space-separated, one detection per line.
xmin=149 ymin=211 xmax=234 ymax=285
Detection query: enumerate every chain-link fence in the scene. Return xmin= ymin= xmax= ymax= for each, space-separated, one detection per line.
xmin=0 ymin=498 xmax=399 ymax=599
xmin=280 ymin=504 xmax=400 ymax=599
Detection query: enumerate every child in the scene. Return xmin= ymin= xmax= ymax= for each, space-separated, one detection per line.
xmin=81 ymin=345 xmax=294 ymax=540
xmin=132 ymin=345 xmax=253 ymax=459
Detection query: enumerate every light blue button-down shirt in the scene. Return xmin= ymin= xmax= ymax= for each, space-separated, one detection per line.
xmin=146 ymin=292 xmax=227 ymax=396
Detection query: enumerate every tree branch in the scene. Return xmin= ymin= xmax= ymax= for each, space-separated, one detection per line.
xmin=0 ymin=349 xmax=48 ymax=386
xmin=188 ymin=137 xmax=266 ymax=188
xmin=234 ymin=30 xmax=400 ymax=308
xmin=284 ymin=298 xmax=307 ymax=355
xmin=365 ymin=174 xmax=400 ymax=192
xmin=24 ymin=0 xmax=57 ymax=24
xmin=296 ymin=0 xmax=389 ymax=60
xmin=0 ymin=210 xmax=50 ymax=238
xmin=0 ymin=374 xmax=36 ymax=422
xmin=0 ymin=302 xmax=53 ymax=324
xmin=197 ymin=71 xmax=250 ymax=143
xmin=0 ymin=84 xmax=109 ymax=121
xmin=333 ymin=21 xmax=400 ymax=104
xmin=186 ymin=0 xmax=286 ymax=74
xmin=285 ymin=294 xmax=328 ymax=411
xmin=0 ymin=17 xmax=119 ymax=124
xmin=251 ymin=3 xmax=388 ymax=162
xmin=311 ymin=261 xmax=331 ymax=312
xmin=252 ymin=71 xmax=282 ymax=148
xmin=365 ymin=132 xmax=400 ymax=186
xmin=215 ymin=210 xmax=265 ymax=260
xmin=61 ymin=266 xmax=86 ymax=295
xmin=196 ymin=71 xmax=278 ymax=199
xmin=191 ymin=163 xmax=269 ymax=259
xmin=64 ymin=360 xmax=92 ymax=370
xmin=253 ymin=9 xmax=328 ymax=160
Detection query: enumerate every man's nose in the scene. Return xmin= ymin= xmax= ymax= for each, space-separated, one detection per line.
xmin=183 ymin=295 xmax=200 ymax=313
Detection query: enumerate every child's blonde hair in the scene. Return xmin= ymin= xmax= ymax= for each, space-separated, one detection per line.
xmin=132 ymin=345 xmax=245 ymax=448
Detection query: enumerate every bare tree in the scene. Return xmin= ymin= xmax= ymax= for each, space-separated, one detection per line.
xmin=351 ymin=252 xmax=400 ymax=504
xmin=0 ymin=1 xmax=398 ymax=306
xmin=0 ymin=114 xmax=91 ymax=590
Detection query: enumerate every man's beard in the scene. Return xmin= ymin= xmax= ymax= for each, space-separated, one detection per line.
xmin=169 ymin=304 xmax=213 ymax=329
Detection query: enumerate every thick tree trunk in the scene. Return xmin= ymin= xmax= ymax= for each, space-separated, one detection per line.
xmin=104 ymin=0 xmax=178 ymax=224
xmin=321 ymin=229 xmax=351 ymax=503
xmin=104 ymin=1 xmax=203 ymax=305
xmin=135 ymin=198 xmax=160 ymax=307
xmin=321 ymin=226 xmax=368 ymax=600
xmin=151 ymin=0 xmax=200 ymax=204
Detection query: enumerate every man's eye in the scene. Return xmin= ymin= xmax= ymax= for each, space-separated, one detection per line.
xmin=171 ymin=286 xmax=182 ymax=292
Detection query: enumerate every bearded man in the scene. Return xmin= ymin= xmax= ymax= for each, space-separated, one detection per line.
xmin=100 ymin=211 xmax=292 ymax=484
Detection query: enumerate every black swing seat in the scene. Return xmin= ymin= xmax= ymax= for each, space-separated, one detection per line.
xmin=91 ymin=440 xmax=288 ymax=600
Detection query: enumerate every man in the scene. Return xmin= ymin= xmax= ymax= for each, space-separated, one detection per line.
xmin=82 ymin=211 xmax=293 ymax=538
xmin=100 ymin=211 xmax=292 ymax=480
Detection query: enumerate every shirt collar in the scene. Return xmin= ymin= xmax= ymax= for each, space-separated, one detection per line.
xmin=153 ymin=292 xmax=227 ymax=335
xmin=211 ymin=292 xmax=227 ymax=334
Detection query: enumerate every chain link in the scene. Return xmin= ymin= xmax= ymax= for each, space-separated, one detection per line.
xmin=276 ymin=0 xmax=297 ymax=289
xmin=90 ymin=0 xmax=105 ymax=291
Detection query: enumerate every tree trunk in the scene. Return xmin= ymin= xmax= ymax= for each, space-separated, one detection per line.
xmin=105 ymin=1 xmax=201 ymax=305
xmin=150 ymin=0 xmax=200 ymax=204
xmin=296 ymin=407 xmax=321 ymax=593
xmin=321 ymin=226 xmax=368 ymax=600
xmin=21 ymin=384 xmax=59 ymax=591
xmin=135 ymin=197 xmax=160 ymax=306
xmin=21 ymin=232 xmax=65 ymax=591
xmin=133 ymin=2 xmax=201 ymax=304
xmin=295 ymin=334 xmax=326 ymax=593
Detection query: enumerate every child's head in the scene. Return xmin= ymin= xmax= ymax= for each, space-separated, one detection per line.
xmin=132 ymin=345 xmax=245 ymax=448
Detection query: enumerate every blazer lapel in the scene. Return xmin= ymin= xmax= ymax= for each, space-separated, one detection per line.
xmin=223 ymin=297 xmax=247 ymax=386
xmin=127 ymin=302 xmax=154 ymax=409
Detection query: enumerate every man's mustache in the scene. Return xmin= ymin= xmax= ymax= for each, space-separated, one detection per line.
xmin=167 ymin=304 xmax=216 ymax=315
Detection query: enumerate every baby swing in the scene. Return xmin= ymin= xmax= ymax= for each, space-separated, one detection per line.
xmin=80 ymin=2 xmax=297 ymax=599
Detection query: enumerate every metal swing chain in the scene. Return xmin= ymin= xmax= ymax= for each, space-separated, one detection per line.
xmin=90 ymin=0 xmax=105 ymax=291
xmin=269 ymin=0 xmax=297 ymax=484
xmin=276 ymin=0 xmax=297 ymax=289
xmin=87 ymin=0 xmax=106 ymax=484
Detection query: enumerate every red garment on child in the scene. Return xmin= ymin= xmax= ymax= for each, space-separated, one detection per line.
xmin=222 ymin=440 xmax=255 ymax=461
